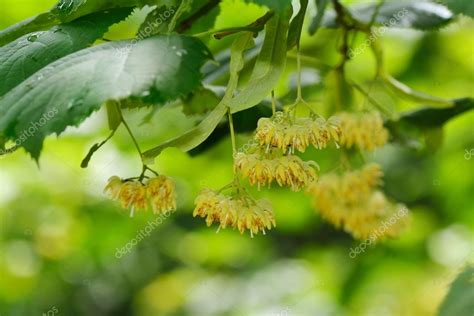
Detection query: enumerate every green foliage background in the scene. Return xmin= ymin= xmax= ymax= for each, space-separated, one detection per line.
xmin=0 ymin=0 xmax=473 ymax=315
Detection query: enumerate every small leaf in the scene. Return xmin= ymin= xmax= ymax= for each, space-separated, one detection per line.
xmin=137 ymin=5 xmax=175 ymax=37
xmin=168 ymin=0 xmax=193 ymax=33
xmin=309 ymin=0 xmax=330 ymax=35
xmin=287 ymin=0 xmax=308 ymax=50
xmin=438 ymin=0 xmax=474 ymax=18
xmin=438 ymin=265 xmax=474 ymax=316
xmin=246 ymin=0 xmax=292 ymax=13
xmin=322 ymin=1 xmax=454 ymax=30
xmin=0 ymin=35 xmax=211 ymax=160
xmin=106 ymin=100 xmax=122 ymax=131
xmin=0 ymin=8 xmax=133 ymax=96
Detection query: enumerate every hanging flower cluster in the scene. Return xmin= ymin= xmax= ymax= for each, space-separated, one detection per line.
xmin=255 ymin=111 xmax=341 ymax=153
xmin=234 ymin=152 xmax=318 ymax=191
xmin=307 ymin=163 xmax=409 ymax=240
xmin=337 ymin=111 xmax=389 ymax=151
xmin=234 ymin=110 xmax=340 ymax=193
xmin=104 ymin=175 xmax=176 ymax=216
xmin=193 ymin=188 xmax=276 ymax=237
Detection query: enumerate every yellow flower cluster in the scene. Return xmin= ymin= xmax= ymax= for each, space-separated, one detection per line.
xmin=255 ymin=112 xmax=341 ymax=153
xmin=234 ymin=152 xmax=318 ymax=191
xmin=193 ymin=189 xmax=276 ymax=237
xmin=104 ymin=175 xmax=176 ymax=215
xmin=307 ymin=163 xmax=409 ymax=240
xmin=337 ymin=112 xmax=389 ymax=151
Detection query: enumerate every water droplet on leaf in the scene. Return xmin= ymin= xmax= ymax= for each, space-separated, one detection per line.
xmin=27 ymin=34 xmax=38 ymax=42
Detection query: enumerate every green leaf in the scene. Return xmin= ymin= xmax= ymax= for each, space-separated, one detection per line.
xmin=229 ymin=12 xmax=291 ymax=113
xmin=168 ymin=0 xmax=193 ymax=32
xmin=142 ymin=32 xmax=255 ymax=163
xmin=176 ymin=0 xmax=221 ymax=35
xmin=0 ymin=0 xmax=156 ymax=45
xmin=438 ymin=265 xmax=474 ymax=316
xmin=0 ymin=35 xmax=211 ymax=160
xmin=322 ymin=1 xmax=454 ymax=30
xmin=137 ymin=5 xmax=176 ymax=37
xmin=438 ymin=0 xmax=474 ymax=18
xmin=0 ymin=8 xmax=133 ymax=97
xmin=0 ymin=13 xmax=57 ymax=47
xmin=385 ymin=98 xmax=474 ymax=148
xmin=182 ymin=87 xmax=221 ymax=116
xmin=287 ymin=0 xmax=308 ymax=50
xmin=308 ymin=0 xmax=330 ymax=35
xmin=395 ymin=98 xmax=473 ymax=128
xmin=246 ymin=0 xmax=292 ymax=13
xmin=106 ymin=100 xmax=122 ymax=131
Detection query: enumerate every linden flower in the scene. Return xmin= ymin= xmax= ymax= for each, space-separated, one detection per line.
xmin=118 ymin=181 xmax=147 ymax=214
xmin=104 ymin=175 xmax=177 ymax=216
xmin=307 ymin=163 xmax=409 ymax=240
xmin=193 ymin=189 xmax=276 ymax=237
xmin=234 ymin=152 xmax=318 ymax=191
xmin=343 ymin=192 xmax=410 ymax=240
xmin=337 ymin=111 xmax=389 ymax=151
xmin=255 ymin=112 xmax=340 ymax=153
xmin=104 ymin=176 xmax=122 ymax=199
xmin=147 ymin=176 xmax=177 ymax=214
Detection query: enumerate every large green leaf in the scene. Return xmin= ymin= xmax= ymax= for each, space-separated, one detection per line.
xmin=0 ymin=0 xmax=156 ymax=45
xmin=322 ymin=1 xmax=454 ymax=30
xmin=438 ymin=265 xmax=474 ymax=316
xmin=0 ymin=35 xmax=211 ymax=160
xmin=0 ymin=8 xmax=133 ymax=97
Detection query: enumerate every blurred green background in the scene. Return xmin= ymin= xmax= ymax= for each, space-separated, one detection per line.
xmin=0 ymin=1 xmax=473 ymax=315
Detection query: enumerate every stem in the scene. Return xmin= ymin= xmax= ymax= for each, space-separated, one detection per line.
xmin=227 ymin=108 xmax=237 ymax=155
xmin=193 ymin=11 xmax=274 ymax=39
xmin=296 ymin=47 xmax=303 ymax=102
xmin=271 ymin=90 xmax=276 ymax=115
xmin=117 ymin=106 xmax=142 ymax=157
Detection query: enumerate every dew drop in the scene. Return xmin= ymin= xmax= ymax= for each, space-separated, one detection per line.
xmin=27 ymin=34 xmax=38 ymax=42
